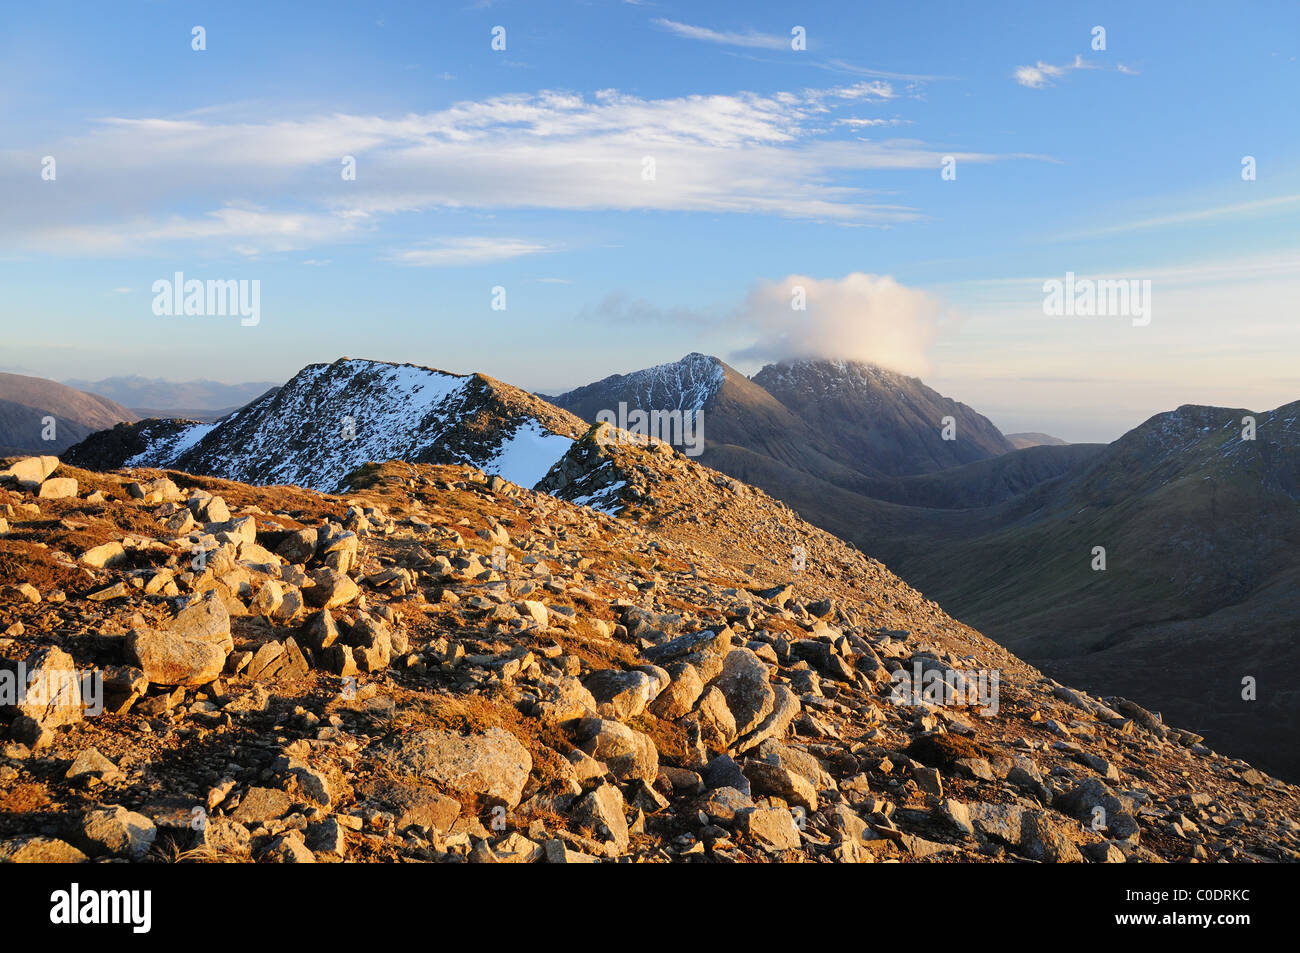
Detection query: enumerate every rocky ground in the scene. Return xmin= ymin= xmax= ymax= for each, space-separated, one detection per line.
xmin=0 ymin=438 xmax=1297 ymax=863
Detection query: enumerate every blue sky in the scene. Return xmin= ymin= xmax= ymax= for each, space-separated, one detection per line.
xmin=2 ymin=0 xmax=1297 ymax=441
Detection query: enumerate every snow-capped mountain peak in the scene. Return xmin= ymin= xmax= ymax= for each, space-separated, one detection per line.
xmin=67 ymin=358 xmax=588 ymax=492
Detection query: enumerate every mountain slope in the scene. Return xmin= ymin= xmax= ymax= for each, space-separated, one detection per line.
xmin=553 ymin=353 xmax=1027 ymax=500
xmin=551 ymin=353 xmax=873 ymax=488
xmin=64 ymin=358 xmax=589 ymax=492
xmin=3 ymin=448 xmax=1297 ymax=863
xmin=556 ymin=366 xmax=1300 ymax=780
xmin=751 ymin=359 xmax=1015 ymax=477
xmin=859 ymin=401 xmax=1300 ymax=780
xmin=0 ymin=373 xmax=138 ymax=454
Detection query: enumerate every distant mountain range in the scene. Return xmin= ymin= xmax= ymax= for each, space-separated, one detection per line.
xmin=57 ymin=352 xmax=1300 ymax=780
xmin=550 ymin=353 xmax=1015 ymax=497
xmin=63 ymin=375 xmax=279 ymax=418
xmin=550 ymin=354 xmax=1300 ymax=781
xmin=860 ymin=402 xmax=1300 ymax=779
xmin=0 ymin=373 xmax=138 ymax=454
xmin=1006 ymin=432 xmax=1070 ymax=449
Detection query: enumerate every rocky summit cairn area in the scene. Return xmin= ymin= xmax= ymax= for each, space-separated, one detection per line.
xmin=0 ymin=448 xmax=1297 ymax=864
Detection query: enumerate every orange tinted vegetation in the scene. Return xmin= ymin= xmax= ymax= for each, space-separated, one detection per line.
xmin=0 ymin=541 xmax=86 ymax=590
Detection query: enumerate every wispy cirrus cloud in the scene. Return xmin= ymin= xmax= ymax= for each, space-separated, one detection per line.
xmin=388 ymin=238 xmax=553 ymax=267
xmin=819 ymin=57 xmax=956 ymax=83
xmin=26 ymin=206 xmax=366 ymax=256
xmin=1 ymin=84 xmax=1035 ymax=257
xmin=1014 ymin=54 xmax=1136 ymax=88
xmin=651 ymin=18 xmax=792 ymax=50
xmin=1055 ymin=194 xmax=1300 ymax=239
xmin=837 ymin=117 xmax=913 ymax=129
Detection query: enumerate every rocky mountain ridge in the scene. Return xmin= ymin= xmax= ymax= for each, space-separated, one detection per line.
xmin=65 ymin=359 xmax=588 ymax=494
xmin=6 ymin=424 xmax=1293 ymax=863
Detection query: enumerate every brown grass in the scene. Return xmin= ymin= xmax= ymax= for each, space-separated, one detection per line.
xmin=905 ymin=732 xmax=993 ymax=770
xmin=385 ymin=691 xmax=575 ymax=793
xmin=0 ymin=782 xmax=51 ymax=814
xmin=548 ymin=628 xmax=640 ymax=671
xmin=629 ymin=713 xmax=691 ymax=766
xmin=0 ymin=541 xmax=86 ymax=590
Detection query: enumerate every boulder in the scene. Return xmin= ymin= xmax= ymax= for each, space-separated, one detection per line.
xmin=1020 ymin=810 xmax=1084 ymax=863
xmin=76 ymin=806 xmax=157 ymax=859
xmin=577 ymin=718 xmax=658 ymax=782
xmin=0 ymin=836 xmax=86 ymax=863
xmin=713 ymin=647 xmax=775 ymax=737
xmin=380 ymin=782 xmax=462 ymax=833
xmin=0 ymin=456 xmax=59 ymax=489
xmin=125 ymin=628 xmax=226 ymax=686
xmin=648 ymin=662 xmax=703 ymax=721
xmin=303 ymin=568 xmax=359 ymax=610
xmin=250 ymin=580 xmax=284 ymax=617
xmin=733 ymin=684 xmax=801 ymax=754
xmin=171 ymin=590 xmax=234 ymax=652
xmin=38 ymin=477 xmax=78 ymax=500
xmin=742 ymin=759 xmax=818 ymax=812
xmin=571 ymin=783 xmax=629 ymax=852
xmin=385 ymin=728 xmax=532 ymax=808
xmin=691 ymin=686 xmax=738 ymax=751
xmin=583 ymin=669 xmax=659 ymax=720
xmin=231 ymin=786 xmax=292 ymax=824
xmin=274 ymin=527 xmax=318 ymax=564
xmin=740 ymin=806 xmax=801 ymax=852
xmin=13 ymin=646 xmax=83 ymax=728
xmin=80 ymin=541 xmax=127 ymax=569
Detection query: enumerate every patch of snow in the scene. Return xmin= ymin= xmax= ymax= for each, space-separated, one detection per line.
xmin=482 ymin=421 xmax=574 ymax=489
xmin=125 ymin=422 xmax=215 ymax=467
xmin=571 ymin=480 xmax=628 ymax=514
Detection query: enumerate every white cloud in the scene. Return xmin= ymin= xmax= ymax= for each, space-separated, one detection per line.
xmin=836 ymin=117 xmax=912 ymax=128
xmin=388 ymin=238 xmax=552 ymax=266
xmin=27 ymin=206 xmax=363 ymax=256
xmin=1055 ymin=194 xmax=1300 ymax=239
xmin=0 ymin=85 xmax=1030 ymax=257
xmin=729 ymin=273 xmax=945 ymax=375
xmin=819 ymin=58 xmax=954 ymax=82
xmin=652 ymin=18 xmax=791 ymax=50
xmin=1014 ymin=54 xmax=1134 ymax=88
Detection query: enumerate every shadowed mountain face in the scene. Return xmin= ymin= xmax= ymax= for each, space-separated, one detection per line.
xmin=851 ymin=402 xmax=1300 ymax=781
xmin=64 ymin=358 xmax=589 ymax=492
xmin=0 ymin=373 xmax=138 ymax=454
xmin=751 ymin=359 xmax=1015 ymax=477
xmin=550 ymin=353 xmax=870 ymax=488
xmin=553 ymin=354 xmax=1016 ymax=494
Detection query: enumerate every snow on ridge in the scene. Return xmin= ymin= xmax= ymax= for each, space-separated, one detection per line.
xmin=125 ymin=421 xmax=216 ymax=468
xmin=121 ymin=358 xmax=580 ymax=494
xmin=482 ymin=420 xmax=575 ymax=489
xmin=622 ymin=352 xmax=725 ymax=411
xmin=173 ymin=360 xmax=462 ymax=489
xmin=752 ymin=357 xmax=903 ymax=396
